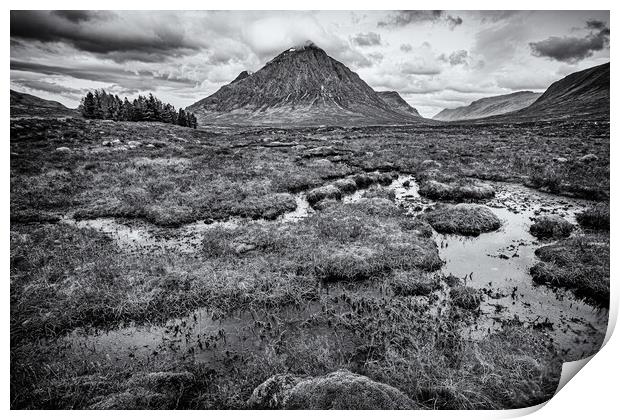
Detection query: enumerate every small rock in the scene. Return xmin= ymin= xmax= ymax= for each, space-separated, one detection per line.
xmin=233 ymin=243 xmax=257 ymax=254
xmin=579 ymin=153 xmax=599 ymax=162
xmin=421 ymin=159 xmax=442 ymax=168
xmin=55 ymin=147 xmax=71 ymax=153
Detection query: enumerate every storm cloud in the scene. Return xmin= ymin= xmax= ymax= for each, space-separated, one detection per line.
xmin=10 ymin=10 xmax=201 ymax=61
xmin=350 ymin=32 xmax=382 ymax=46
xmin=529 ymin=21 xmax=610 ymax=63
xmin=378 ymin=10 xmax=463 ymax=30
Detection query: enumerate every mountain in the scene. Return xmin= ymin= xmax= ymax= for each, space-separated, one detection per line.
xmin=482 ymin=63 xmax=610 ymax=123
xmin=187 ymin=41 xmax=427 ymax=126
xmin=513 ymin=62 xmax=609 ymax=121
xmin=433 ymin=91 xmax=542 ymax=121
xmin=10 ymin=90 xmax=78 ymax=118
xmin=376 ymin=91 xmax=422 ymax=118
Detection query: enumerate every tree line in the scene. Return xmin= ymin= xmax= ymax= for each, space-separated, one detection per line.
xmin=79 ymin=90 xmax=198 ymax=128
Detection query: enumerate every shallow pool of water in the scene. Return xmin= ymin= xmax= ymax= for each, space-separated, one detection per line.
xmin=400 ymin=182 xmax=607 ymax=360
xmin=61 ymin=174 xmax=608 ymax=363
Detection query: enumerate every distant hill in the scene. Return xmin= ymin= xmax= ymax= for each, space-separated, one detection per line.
xmin=10 ymin=90 xmax=78 ymax=118
xmin=433 ymin=91 xmax=542 ymax=121
xmin=187 ymin=40 xmax=427 ymax=127
xmin=376 ymin=91 xmax=422 ymax=118
xmin=484 ymin=63 xmax=610 ymax=123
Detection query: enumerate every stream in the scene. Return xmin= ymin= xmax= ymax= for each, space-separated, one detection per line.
xmin=59 ymin=174 xmax=608 ymax=364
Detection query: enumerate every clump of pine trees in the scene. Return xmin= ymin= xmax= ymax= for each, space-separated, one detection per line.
xmin=79 ymin=89 xmax=198 ymax=128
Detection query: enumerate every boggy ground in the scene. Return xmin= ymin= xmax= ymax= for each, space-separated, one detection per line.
xmin=10 ymin=117 xmax=609 ymax=409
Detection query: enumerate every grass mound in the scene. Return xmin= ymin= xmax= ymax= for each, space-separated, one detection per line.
xmin=362 ymin=186 xmax=397 ymax=201
xmin=419 ymin=180 xmax=495 ymax=202
xmin=249 ymin=370 xmax=417 ymax=409
xmin=425 ymin=204 xmax=501 ymax=236
xmin=530 ymin=235 xmax=609 ymax=307
xmin=306 ymin=172 xmax=396 ymax=209
xmin=529 ymin=215 xmax=574 ymax=239
xmin=306 ymin=185 xmax=342 ymax=206
xmin=576 ymin=203 xmax=609 ymax=230
xmin=232 ymin=193 xmax=297 ymax=220
xmin=354 ymin=198 xmax=402 ymax=217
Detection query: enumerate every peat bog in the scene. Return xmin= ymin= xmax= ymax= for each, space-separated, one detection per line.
xmin=10 ymin=117 xmax=609 ymax=409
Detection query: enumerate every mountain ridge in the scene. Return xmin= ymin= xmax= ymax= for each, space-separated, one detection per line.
xmin=481 ymin=62 xmax=610 ymax=123
xmin=10 ymin=89 xmax=78 ymax=118
xmin=433 ymin=91 xmax=542 ymax=121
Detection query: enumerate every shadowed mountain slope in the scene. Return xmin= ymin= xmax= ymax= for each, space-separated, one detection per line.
xmin=10 ymin=90 xmax=78 ymax=118
xmin=433 ymin=91 xmax=542 ymax=121
xmin=187 ymin=41 xmax=428 ymax=127
xmin=484 ymin=63 xmax=610 ymax=123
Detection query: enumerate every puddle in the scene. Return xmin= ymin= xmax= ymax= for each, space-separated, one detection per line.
xmin=58 ymin=299 xmax=362 ymax=368
xmin=61 ymin=174 xmax=608 ymax=363
xmin=278 ymin=192 xmax=315 ymax=222
xmin=63 ymin=217 xmax=240 ymax=254
xmin=418 ymin=184 xmax=607 ymax=360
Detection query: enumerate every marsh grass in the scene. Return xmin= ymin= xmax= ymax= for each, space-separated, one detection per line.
xmin=576 ymin=203 xmax=610 ymax=230
xmin=529 ymin=215 xmax=574 ymax=239
xmin=425 ymin=204 xmax=501 ymax=236
xmin=530 ymin=234 xmax=609 ymax=307
xmin=418 ymin=180 xmax=495 ymax=202
xmin=11 ymin=118 xmax=603 ymax=409
xmin=450 ymin=286 xmax=483 ymax=310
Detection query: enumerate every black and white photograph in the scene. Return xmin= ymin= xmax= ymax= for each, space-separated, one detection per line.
xmin=8 ymin=6 xmax=612 ymax=411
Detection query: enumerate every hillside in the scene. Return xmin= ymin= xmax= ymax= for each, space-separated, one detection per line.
xmin=433 ymin=91 xmax=541 ymax=121
xmin=376 ymin=91 xmax=422 ymax=118
xmin=10 ymin=90 xmax=78 ymax=118
xmin=516 ymin=62 xmax=610 ymax=120
xmin=485 ymin=63 xmax=610 ymax=123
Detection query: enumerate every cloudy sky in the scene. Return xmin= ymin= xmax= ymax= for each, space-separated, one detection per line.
xmin=10 ymin=10 xmax=610 ymax=117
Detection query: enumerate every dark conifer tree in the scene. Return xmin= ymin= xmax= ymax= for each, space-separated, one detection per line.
xmin=81 ymin=91 xmax=96 ymax=118
xmin=78 ymin=90 xmax=196 ymax=128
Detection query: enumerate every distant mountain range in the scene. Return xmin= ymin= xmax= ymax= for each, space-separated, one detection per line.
xmin=10 ymin=89 xmax=78 ymax=118
xmin=433 ymin=91 xmax=542 ymax=121
xmin=186 ymin=41 xmax=427 ymax=126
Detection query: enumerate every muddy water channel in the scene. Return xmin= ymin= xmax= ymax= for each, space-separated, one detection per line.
xmin=59 ymin=175 xmax=607 ymax=366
